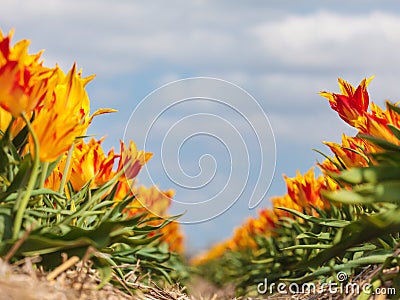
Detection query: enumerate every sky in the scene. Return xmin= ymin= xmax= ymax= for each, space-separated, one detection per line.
xmin=3 ymin=1 xmax=400 ymax=254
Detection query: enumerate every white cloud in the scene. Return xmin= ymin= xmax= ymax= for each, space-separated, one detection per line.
xmin=252 ymin=11 xmax=400 ymax=71
xmin=3 ymin=2 xmax=400 ymax=79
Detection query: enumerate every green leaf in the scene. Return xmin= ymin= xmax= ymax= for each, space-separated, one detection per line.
xmin=346 ymin=244 xmax=377 ymax=252
xmin=119 ymin=233 xmax=162 ymax=247
xmin=5 ymin=155 xmax=31 ymax=196
xmin=322 ymin=190 xmax=374 ymax=205
xmin=387 ymin=124 xmax=400 ymax=141
xmin=313 ymin=148 xmax=344 ymax=171
xmin=4 ymin=188 xmax=64 ymax=202
xmin=288 ymin=253 xmax=393 ymax=283
xmin=341 ymin=146 xmax=371 ymax=165
xmin=304 ymin=209 xmax=400 ymax=269
xmin=373 ymin=151 xmax=400 ymax=165
xmin=11 ymin=123 xmax=29 ymax=150
xmin=296 ymin=232 xmax=331 ymax=241
xmin=387 ymin=102 xmax=400 ymax=115
xmin=277 ymin=207 xmax=350 ymax=227
xmin=0 ymin=212 xmax=13 ymax=242
xmin=331 ymin=166 xmax=400 ymax=185
xmin=323 ymin=181 xmax=400 ymax=205
xmin=282 ymin=244 xmax=331 ymax=250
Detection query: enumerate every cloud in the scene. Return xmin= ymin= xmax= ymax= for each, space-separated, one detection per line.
xmin=252 ymin=11 xmax=400 ymax=72
xmin=5 ymin=2 xmax=400 ymax=78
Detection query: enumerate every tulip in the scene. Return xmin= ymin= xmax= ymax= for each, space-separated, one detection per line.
xmin=283 ymin=168 xmax=327 ymax=211
xmin=117 ymin=140 xmax=153 ymax=181
xmin=0 ymin=31 xmax=51 ymax=117
xmin=320 ymin=77 xmax=373 ymax=127
xmin=355 ymin=101 xmax=400 ymax=145
xmin=132 ymin=185 xmax=173 ymax=216
xmin=323 ymin=135 xmax=375 ymax=169
xmin=30 ymin=64 xmax=94 ymax=162
xmin=69 ymin=138 xmax=117 ymax=191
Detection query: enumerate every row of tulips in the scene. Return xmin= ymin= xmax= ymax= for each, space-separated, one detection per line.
xmin=191 ymin=167 xmax=329 ymax=265
xmin=194 ymin=77 xmax=400 ymax=297
xmin=44 ymin=137 xmax=184 ymax=253
xmin=0 ymin=30 xmax=185 ymax=289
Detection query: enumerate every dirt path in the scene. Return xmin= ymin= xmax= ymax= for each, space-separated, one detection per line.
xmin=187 ymin=276 xmax=239 ymax=299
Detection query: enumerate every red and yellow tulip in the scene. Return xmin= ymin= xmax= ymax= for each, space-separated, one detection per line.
xmin=30 ymin=65 xmax=94 ymax=162
xmin=320 ymin=77 xmax=372 ymax=127
xmin=355 ymin=101 xmax=400 ymax=145
xmin=283 ymin=168 xmax=327 ymax=212
xmin=0 ymin=30 xmax=52 ymax=117
xmin=323 ymin=134 xmax=375 ymax=169
xmin=117 ymin=140 xmax=153 ymax=181
xmin=69 ymin=138 xmax=117 ymax=191
xmin=130 ymin=185 xmax=173 ymax=217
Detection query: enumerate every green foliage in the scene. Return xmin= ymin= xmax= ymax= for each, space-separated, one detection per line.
xmin=197 ymin=127 xmax=400 ymax=297
xmin=0 ymin=125 xmax=187 ymax=293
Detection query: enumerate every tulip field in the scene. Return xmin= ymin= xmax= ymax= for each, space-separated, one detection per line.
xmin=2 ymin=30 xmax=400 ymax=299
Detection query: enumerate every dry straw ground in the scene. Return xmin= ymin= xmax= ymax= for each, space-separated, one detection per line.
xmin=0 ymin=258 xmax=394 ymax=300
xmin=0 ymin=258 xmax=190 ymax=300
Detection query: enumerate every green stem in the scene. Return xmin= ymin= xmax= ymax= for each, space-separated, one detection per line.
xmin=13 ymin=113 xmax=40 ymax=240
xmin=39 ymin=161 xmax=49 ymax=188
xmin=59 ymin=143 xmax=74 ymax=194
xmin=4 ymin=117 xmax=16 ymax=191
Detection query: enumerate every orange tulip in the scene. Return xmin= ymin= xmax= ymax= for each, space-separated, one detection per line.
xmin=0 ymin=31 xmax=51 ymax=117
xmin=30 ymin=64 xmax=94 ymax=162
xmin=231 ymin=219 xmax=258 ymax=250
xmin=355 ymin=101 xmax=400 ymax=145
xmin=0 ymin=107 xmax=26 ymax=138
xmin=272 ymin=194 xmax=302 ymax=218
xmin=0 ymin=108 xmax=12 ymax=134
xmin=132 ymin=185 xmax=173 ymax=216
xmin=283 ymin=168 xmax=327 ymax=211
xmin=68 ymin=138 xmax=117 ymax=191
xmin=321 ymin=176 xmax=340 ymax=194
xmin=119 ymin=184 xmax=182 ymax=253
xmin=323 ymin=134 xmax=375 ymax=169
xmin=318 ymin=158 xmax=341 ymax=175
xmin=121 ymin=185 xmax=173 ymax=218
xmin=320 ymin=77 xmax=372 ymax=127
xmin=44 ymin=154 xmax=69 ymax=192
xmin=117 ymin=140 xmax=153 ymax=181
xmin=114 ymin=178 xmax=134 ymax=202
xmin=190 ymin=240 xmax=234 ymax=266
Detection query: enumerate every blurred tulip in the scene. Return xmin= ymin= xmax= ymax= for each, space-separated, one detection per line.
xmin=117 ymin=140 xmax=153 ymax=180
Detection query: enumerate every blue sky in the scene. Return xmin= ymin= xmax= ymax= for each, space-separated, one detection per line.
xmin=3 ymin=1 xmax=400 ymax=254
